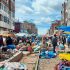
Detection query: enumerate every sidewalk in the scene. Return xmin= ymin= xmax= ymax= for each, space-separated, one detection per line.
xmin=38 ymin=57 xmax=60 ymax=70
xmin=20 ymin=53 xmax=39 ymax=70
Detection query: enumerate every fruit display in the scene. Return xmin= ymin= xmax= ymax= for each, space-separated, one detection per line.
xmin=59 ymin=53 xmax=70 ymax=61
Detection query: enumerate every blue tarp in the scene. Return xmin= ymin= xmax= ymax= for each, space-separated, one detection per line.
xmin=39 ymin=50 xmax=56 ymax=59
xmin=7 ymin=44 xmax=16 ymax=49
xmin=57 ymin=26 xmax=70 ymax=32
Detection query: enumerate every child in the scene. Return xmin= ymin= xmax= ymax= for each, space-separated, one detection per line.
xmin=59 ymin=42 xmax=65 ymax=50
xmin=48 ymin=44 xmax=53 ymax=51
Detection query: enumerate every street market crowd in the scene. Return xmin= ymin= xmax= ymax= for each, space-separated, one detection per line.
xmin=0 ymin=34 xmax=70 ymax=54
xmin=0 ymin=34 xmax=70 ymax=69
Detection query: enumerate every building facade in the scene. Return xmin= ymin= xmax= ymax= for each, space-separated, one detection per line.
xmin=0 ymin=0 xmax=15 ymax=33
xmin=61 ymin=2 xmax=67 ymax=26
xmin=61 ymin=0 xmax=70 ymax=26
xmin=22 ymin=21 xmax=38 ymax=34
xmin=49 ymin=20 xmax=61 ymax=35
xmin=66 ymin=0 xmax=70 ymax=26
xmin=14 ymin=21 xmax=38 ymax=34
xmin=14 ymin=22 xmax=21 ymax=33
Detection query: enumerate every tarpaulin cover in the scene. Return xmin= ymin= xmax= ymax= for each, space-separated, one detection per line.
xmin=57 ymin=26 xmax=70 ymax=32
xmin=40 ymin=50 xmax=56 ymax=59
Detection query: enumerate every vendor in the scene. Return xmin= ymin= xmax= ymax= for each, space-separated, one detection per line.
xmin=48 ymin=44 xmax=53 ymax=51
xmin=6 ymin=36 xmax=15 ymax=49
xmin=0 ymin=35 xmax=3 ymax=47
xmin=27 ymin=44 xmax=33 ymax=53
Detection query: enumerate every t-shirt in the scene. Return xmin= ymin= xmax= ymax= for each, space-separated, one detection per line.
xmin=27 ymin=46 xmax=32 ymax=52
xmin=59 ymin=43 xmax=64 ymax=50
xmin=52 ymin=37 xmax=57 ymax=45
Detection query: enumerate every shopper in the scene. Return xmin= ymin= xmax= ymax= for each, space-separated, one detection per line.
xmin=62 ymin=36 xmax=66 ymax=45
xmin=52 ymin=34 xmax=58 ymax=53
xmin=6 ymin=36 xmax=15 ymax=49
xmin=67 ymin=36 xmax=70 ymax=48
xmin=0 ymin=35 xmax=3 ymax=47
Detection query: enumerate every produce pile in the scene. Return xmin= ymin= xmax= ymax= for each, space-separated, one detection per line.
xmin=55 ymin=52 xmax=70 ymax=70
xmin=0 ymin=62 xmax=27 ymax=70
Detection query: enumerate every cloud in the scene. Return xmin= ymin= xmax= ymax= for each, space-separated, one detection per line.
xmin=32 ymin=0 xmax=64 ymax=15
xmin=33 ymin=17 xmax=52 ymax=25
xmin=16 ymin=5 xmax=33 ymax=14
xmin=15 ymin=0 xmax=65 ymax=35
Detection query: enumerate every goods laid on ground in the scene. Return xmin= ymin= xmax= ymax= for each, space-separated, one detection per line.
xmin=55 ymin=52 xmax=70 ymax=70
xmin=33 ymin=45 xmax=41 ymax=52
xmin=0 ymin=51 xmax=13 ymax=62
xmin=39 ymin=50 xmax=57 ymax=59
xmin=55 ymin=61 xmax=70 ymax=70
xmin=16 ymin=43 xmax=26 ymax=50
xmin=20 ymin=53 xmax=39 ymax=70
xmin=59 ymin=53 xmax=70 ymax=61
xmin=0 ymin=62 xmax=27 ymax=70
xmin=22 ymin=51 xmax=30 ymax=56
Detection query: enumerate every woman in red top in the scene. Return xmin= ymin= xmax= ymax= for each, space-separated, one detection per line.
xmin=27 ymin=44 xmax=33 ymax=53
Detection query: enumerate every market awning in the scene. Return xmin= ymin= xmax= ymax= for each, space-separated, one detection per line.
xmin=0 ymin=31 xmax=15 ymax=37
xmin=64 ymin=32 xmax=70 ymax=34
xmin=57 ymin=26 xmax=70 ymax=32
xmin=15 ymin=33 xmax=28 ymax=37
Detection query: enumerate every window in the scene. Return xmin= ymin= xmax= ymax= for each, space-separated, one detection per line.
xmin=4 ymin=16 xmax=7 ymax=23
xmin=4 ymin=16 xmax=9 ymax=24
xmin=0 ymin=14 xmax=1 ymax=21
xmin=0 ymin=3 xmax=1 ymax=9
xmin=12 ymin=12 xmax=15 ymax=18
xmin=1 ymin=3 xmax=3 ymax=10
xmin=4 ymin=6 xmax=6 ymax=12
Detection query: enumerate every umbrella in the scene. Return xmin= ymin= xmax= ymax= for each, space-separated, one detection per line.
xmin=58 ymin=26 xmax=70 ymax=32
xmin=15 ymin=33 xmax=28 ymax=37
xmin=64 ymin=32 xmax=70 ymax=34
xmin=2 ymin=33 xmax=16 ymax=37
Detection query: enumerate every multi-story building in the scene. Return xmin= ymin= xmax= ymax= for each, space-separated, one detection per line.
xmin=14 ymin=21 xmax=38 ymax=34
xmin=66 ymin=0 xmax=70 ymax=26
xmin=22 ymin=21 xmax=38 ymax=34
xmin=61 ymin=2 xmax=67 ymax=26
xmin=49 ymin=20 xmax=61 ymax=35
xmin=14 ymin=22 xmax=21 ymax=33
xmin=0 ymin=0 xmax=15 ymax=33
xmin=61 ymin=0 xmax=70 ymax=26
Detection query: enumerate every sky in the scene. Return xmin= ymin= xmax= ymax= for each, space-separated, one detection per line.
xmin=15 ymin=0 xmax=65 ymax=35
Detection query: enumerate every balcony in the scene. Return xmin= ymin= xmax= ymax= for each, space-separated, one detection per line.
xmin=0 ymin=9 xmax=9 ymax=18
xmin=0 ymin=21 xmax=10 ymax=29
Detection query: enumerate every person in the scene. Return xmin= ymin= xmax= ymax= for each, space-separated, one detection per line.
xmin=62 ymin=36 xmax=66 ymax=45
xmin=16 ymin=37 xmax=21 ymax=44
xmin=6 ymin=36 xmax=15 ymax=49
xmin=48 ymin=44 xmax=53 ymax=51
xmin=67 ymin=36 xmax=70 ymax=48
xmin=26 ymin=39 xmax=32 ymax=46
xmin=59 ymin=42 xmax=65 ymax=50
xmin=0 ymin=35 xmax=3 ymax=47
xmin=27 ymin=44 xmax=33 ymax=53
xmin=6 ymin=36 xmax=13 ymax=45
xmin=52 ymin=34 xmax=58 ymax=53
xmin=3 ymin=37 xmax=6 ymax=46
